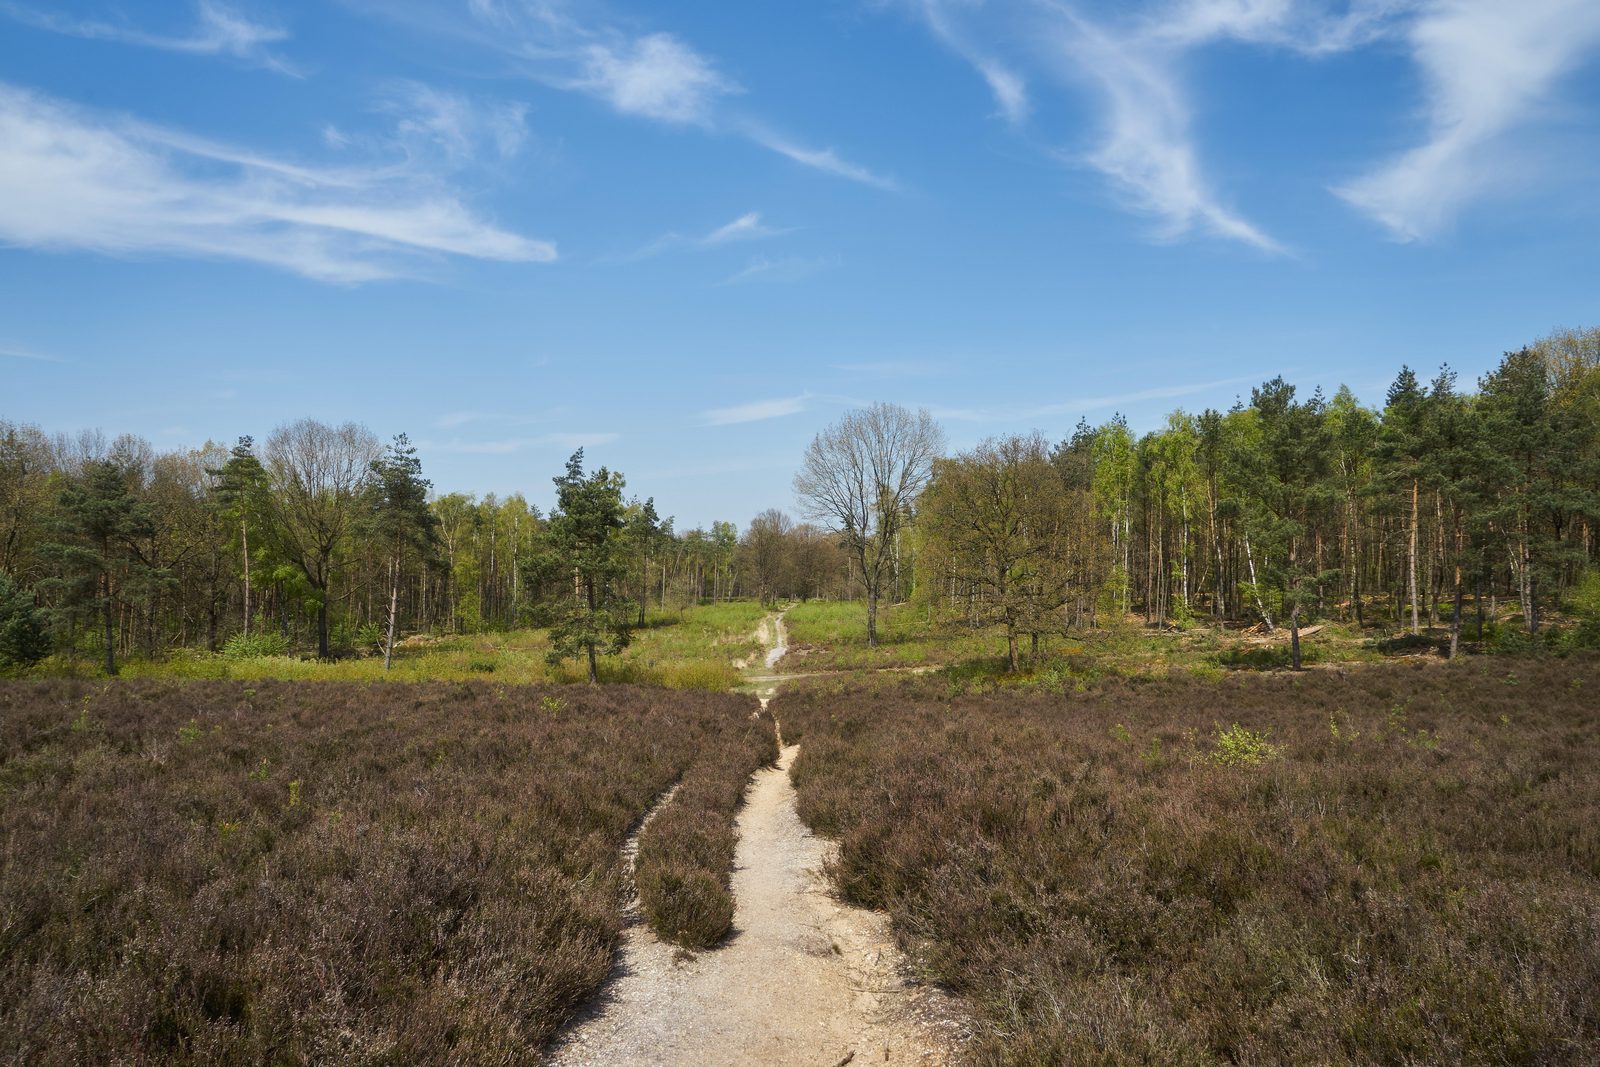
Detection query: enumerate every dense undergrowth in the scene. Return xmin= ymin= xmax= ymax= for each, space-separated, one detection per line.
xmin=0 ymin=679 xmax=764 ymax=1064
xmin=778 ymin=657 xmax=1600 ymax=1064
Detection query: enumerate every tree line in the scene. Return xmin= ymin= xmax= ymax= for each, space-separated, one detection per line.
xmin=4 ymin=326 xmax=1595 ymax=677
xmin=0 ymin=419 xmax=850 ymax=676
xmin=792 ymin=328 xmax=1600 ymax=670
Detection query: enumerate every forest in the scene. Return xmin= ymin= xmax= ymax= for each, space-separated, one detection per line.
xmin=1 ymin=325 xmax=1596 ymax=678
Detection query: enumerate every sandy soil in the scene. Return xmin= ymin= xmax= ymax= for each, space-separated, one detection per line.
xmin=547 ymin=611 xmax=966 ymax=1066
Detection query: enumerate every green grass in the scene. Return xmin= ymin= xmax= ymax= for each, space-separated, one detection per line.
xmin=109 ymin=601 xmax=771 ymax=690
xmin=782 ymin=601 xmax=1385 ymax=687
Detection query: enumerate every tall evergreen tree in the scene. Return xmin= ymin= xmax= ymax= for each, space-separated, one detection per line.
xmin=40 ymin=459 xmax=157 ymax=674
xmin=545 ymin=450 xmax=632 ymax=683
xmin=364 ymin=434 xmax=439 ymax=670
xmin=208 ymin=436 xmax=270 ymax=640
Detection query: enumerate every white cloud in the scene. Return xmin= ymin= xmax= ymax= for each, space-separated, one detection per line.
xmin=572 ymin=33 xmax=736 ymax=125
xmin=0 ymin=84 xmax=555 ymax=283
xmin=1 ymin=0 xmax=298 ymax=74
xmin=909 ymin=0 xmax=1030 ymax=123
xmin=701 ymin=395 xmax=810 ymax=425
xmin=718 ymin=255 xmax=834 ymax=285
xmin=381 ymin=82 xmax=530 ymax=164
xmin=743 ymin=127 xmax=901 ymax=190
xmin=1041 ymin=7 xmax=1285 ymax=252
xmin=406 ymin=4 xmax=897 ymax=189
xmin=616 ymin=211 xmax=793 ymax=262
xmin=0 ymin=344 xmax=65 ymax=363
xmin=1336 ymin=0 xmax=1600 ymax=239
xmin=930 ymin=372 xmax=1269 ymax=422
xmin=703 ymin=211 xmax=786 ymax=245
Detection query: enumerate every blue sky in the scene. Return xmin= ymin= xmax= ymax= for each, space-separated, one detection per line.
xmin=3 ymin=0 xmax=1599 ymax=529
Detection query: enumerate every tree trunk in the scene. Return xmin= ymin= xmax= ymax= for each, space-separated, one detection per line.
xmin=1408 ymin=478 xmax=1420 ymax=635
xmin=317 ymin=593 xmax=330 ymax=659
xmin=1006 ymin=628 xmax=1019 ymax=672
xmin=1289 ymin=603 xmax=1302 ymax=671
xmin=383 ymin=556 xmax=399 ymax=671
xmin=866 ymin=586 xmax=879 ymax=647
xmin=102 ymin=570 xmax=117 ymax=676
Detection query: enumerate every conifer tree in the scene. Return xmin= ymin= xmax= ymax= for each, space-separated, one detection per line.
xmin=364 ymin=434 xmax=439 ymax=669
xmin=545 ymin=450 xmax=632 ymax=683
xmin=41 ymin=459 xmax=157 ymax=674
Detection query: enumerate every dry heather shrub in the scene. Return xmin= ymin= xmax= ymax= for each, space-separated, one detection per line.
xmin=777 ymin=656 xmax=1600 ymax=1065
xmin=635 ymin=711 xmax=778 ymax=948
xmin=0 ymin=679 xmax=758 ymax=1065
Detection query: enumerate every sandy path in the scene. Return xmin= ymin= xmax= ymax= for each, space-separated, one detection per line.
xmin=548 ymin=611 xmax=964 ymax=1066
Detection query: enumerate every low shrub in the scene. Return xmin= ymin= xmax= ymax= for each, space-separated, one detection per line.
xmin=777 ymin=657 xmax=1600 ymax=1064
xmin=0 ymin=679 xmax=760 ymax=1064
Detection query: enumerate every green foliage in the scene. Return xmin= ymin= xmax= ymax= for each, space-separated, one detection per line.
xmin=544 ymin=450 xmax=635 ymax=682
xmin=0 ymin=573 xmax=50 ymax=671
xmin=220 ymin=631 xmax=290 ymax=659
xmin=1205 ymin=722 xmax=1279 ymax=767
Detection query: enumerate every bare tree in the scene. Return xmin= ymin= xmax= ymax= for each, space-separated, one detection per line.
xmin=794 ymin=402 xmax=943 ymax=646
xmin=741 ymin=508 xmax=793 ymax=605
xmin=264 ymin=419 xmax=380 ymax=658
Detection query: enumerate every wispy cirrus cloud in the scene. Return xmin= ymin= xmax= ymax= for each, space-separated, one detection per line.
xmin=701 ymin=394 xmax=811 ymax=425
xmin=0 ymin=82 xmax=554 ymax=283
xmin=619 ymin=211 xmax=793 ymax=262
xmin=931 ymin=371 xmax=1271 ymax=423
xmin=0 ymin=343 xmax=66 ymax=363
xmin=1 ymin=0 xmax=298 ymax=75
xmin=898 ymin=1 xmax=1600 ymax=247
xmin=718 ymin=255 xmax=835 ymax=286
xmin=905 ymin=0 xmax=1029 ymax=124
xmin=741 ymin=126 xmax=902 ymax=191
xmin=353 ymin=2 xmax=897 ymax=190
xmin=1335 ymin=0 xmax=1600 ymax=239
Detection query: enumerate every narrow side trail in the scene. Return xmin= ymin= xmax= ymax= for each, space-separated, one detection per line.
xmin=548 ymin=611 xmax=964 ymax=1067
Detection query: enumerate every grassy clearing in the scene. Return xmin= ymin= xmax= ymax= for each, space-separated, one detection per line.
xmin=102 ymin=600 xmax=769 ymax=691
xmin=777 ymin=657 xmax=1600 ymax=1064
xmin=0 ymin=678 xmax=764 ymax=1064
xmin=781 ymin=600 xmax=1461 ymax=684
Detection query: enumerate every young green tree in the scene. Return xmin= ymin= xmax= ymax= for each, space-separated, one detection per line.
xmin=1376 ymin=367 xmax=1428 ymax=634
xmin=263 ymin=420 xmax=379 ymax=658
xmin=922 ymin=433 xmax=1075 ymax=671
xmin=40 ymin=459 xmax=158 ymax=674
xmin=208 ymin=436 xmax=270 ymax=640
xmin=1244 ymin=379 xmax=1338 ymax=669
xmin=1419 ymin=368 xmax=1487 ymax=657
xmin=545 ymin=450 xmax=633 ymax=683
xmin=365 ymin=434 xmax=439 ymax=670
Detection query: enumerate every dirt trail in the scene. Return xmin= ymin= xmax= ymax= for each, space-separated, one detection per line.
xmin=548 ymin=610 xmax=964 ymax=1066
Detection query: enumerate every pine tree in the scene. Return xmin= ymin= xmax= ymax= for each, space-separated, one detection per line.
xmin=0 ymin=572 xmax=49 ymax=671
xmin=40 ymin=459 xmax=157 ymax=674
xmin=207 ymin=436 xmax=270 ymax=640
xmin=364 ymin=434 xmax=439 ymax=670
xmin=545 ymin=450 xmax=632 ymax=683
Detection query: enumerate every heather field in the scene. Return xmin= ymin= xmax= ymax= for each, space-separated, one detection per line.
xmin=778 ymin=656 xmax=1600 ymax=1065
xmin=0 ymin=679 xmax=771 ymax=1065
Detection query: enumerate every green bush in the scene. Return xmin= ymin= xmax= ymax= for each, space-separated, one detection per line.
xmin=1205 ymin=722 xmax=1279 ymax=767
